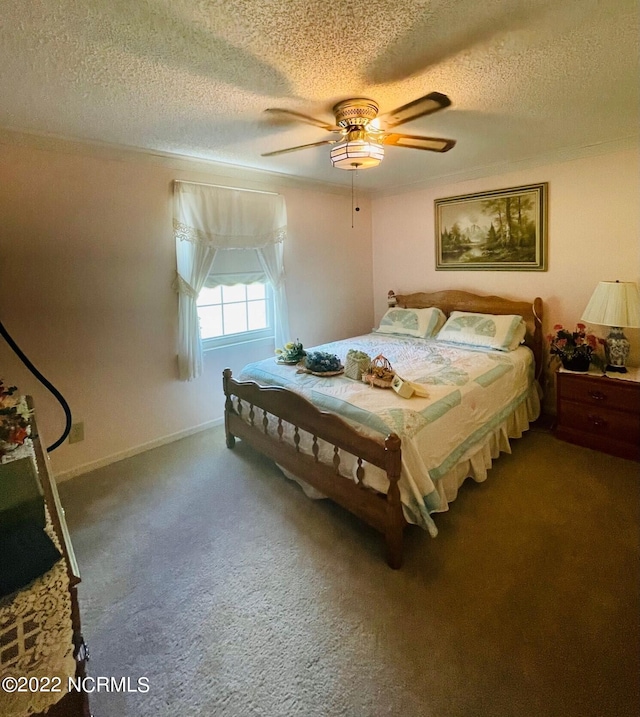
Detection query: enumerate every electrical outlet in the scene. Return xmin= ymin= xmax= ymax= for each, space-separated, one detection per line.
xmin=68 ymin=422 xmax=85 ymax=444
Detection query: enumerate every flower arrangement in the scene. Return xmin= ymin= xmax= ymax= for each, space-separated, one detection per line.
xmin=304 ymin=351 xmax=342 ymax=373
xmin=275 ymin=339 xmax=306 ymax=364
xmin=0 ymin=380 xmax=31 ymax=453
xmin=547 ymin=324 xmax=604 ymax=371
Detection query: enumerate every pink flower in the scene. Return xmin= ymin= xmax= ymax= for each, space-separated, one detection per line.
xmin=553 ymin=324 xmax=563 ymax=331
xmin=576 ymin=323 xmax=586 ymax=330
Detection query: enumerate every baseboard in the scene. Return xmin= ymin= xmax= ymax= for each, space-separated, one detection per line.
xmin=54 ymin=417 xmax=224 ymax=482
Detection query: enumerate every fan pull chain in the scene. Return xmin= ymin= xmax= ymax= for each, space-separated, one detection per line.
xmin=351 ymin=163 xmax=361 ymax=229
xmin=351 ymin=169 xmax=354 ymax=228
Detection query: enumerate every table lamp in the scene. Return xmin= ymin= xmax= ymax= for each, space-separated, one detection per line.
xmin=581 ymin=280 xmax=640 ymax=373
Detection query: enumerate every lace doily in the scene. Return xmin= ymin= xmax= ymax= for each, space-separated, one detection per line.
xmin=0 ymin=440 xmax=76 ymax=717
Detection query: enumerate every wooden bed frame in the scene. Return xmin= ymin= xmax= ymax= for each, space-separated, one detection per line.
xmin=223 ymin=290 xmax=543 ymax=569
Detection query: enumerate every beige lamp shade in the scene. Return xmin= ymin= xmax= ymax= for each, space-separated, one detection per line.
xmin=581 ymin=281 xmax=640 ymax=328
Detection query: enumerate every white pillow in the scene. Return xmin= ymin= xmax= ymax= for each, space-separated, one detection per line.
xmin=375 ymin=307 xmax=447 ymax=339
xmin=436 ymin=311 xmax=527 ymax=352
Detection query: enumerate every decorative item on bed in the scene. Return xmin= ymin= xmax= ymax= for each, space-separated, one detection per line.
xmin=344 ymin=350 xmax=371 ymax=381
xmin=223 ymin=290 xmax=543 ymax=569
xmin=361 ymin=354 xmax=395 ymax=388
xmin=275 ymin=339 xmax=306 ymax=365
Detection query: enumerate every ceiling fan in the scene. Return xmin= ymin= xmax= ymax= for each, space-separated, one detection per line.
xmin=262 ymin=91 xmax=456 ymax=170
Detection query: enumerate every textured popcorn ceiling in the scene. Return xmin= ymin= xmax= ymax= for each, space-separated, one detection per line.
xmin=0 ymin=0 xmax=637 ymax=190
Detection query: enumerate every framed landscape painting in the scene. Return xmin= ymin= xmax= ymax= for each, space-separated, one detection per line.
xmin=435 ymin=183 xmax=547 ymax=271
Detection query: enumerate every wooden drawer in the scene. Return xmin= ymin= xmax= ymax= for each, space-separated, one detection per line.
xmin=557 ymin=398 xmax=640 ymax=444
xmin=556 ymin=371 xmax=640 ymax=460
xmin=557 ymin=372 xmax=639 ymax=413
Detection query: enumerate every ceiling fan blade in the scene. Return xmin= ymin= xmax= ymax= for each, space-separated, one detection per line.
xmin=382 ymin=133 xmax=456 ymax=152
xmin=378 ymin=92 xmax=451 ymax=130
xmin=263 ymin=108 xmax=339 ymax=132
xmin=261 ymin=139 xmax=338 ymax=157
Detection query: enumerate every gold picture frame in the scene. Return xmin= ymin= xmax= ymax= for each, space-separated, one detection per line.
xmin=435 ymin=182 xmax=547 ymax=271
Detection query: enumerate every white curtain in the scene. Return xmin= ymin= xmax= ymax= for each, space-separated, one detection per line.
xmin=173 ymin=181 xmax=290 ymax=380
xmin=256 ymin=241 xmax=289 ymax=351
xmin=174 ymin=239 xmax=217 ymax=381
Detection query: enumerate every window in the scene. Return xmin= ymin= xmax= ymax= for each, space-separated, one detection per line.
xmin=173 ymin=181 xmax=289 ymax=379
xmin=197 ymin=283 xmax=273 ymax=349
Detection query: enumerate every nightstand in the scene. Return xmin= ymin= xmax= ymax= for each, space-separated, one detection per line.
xmin=555 ymin=367 xmax=640 ymax=461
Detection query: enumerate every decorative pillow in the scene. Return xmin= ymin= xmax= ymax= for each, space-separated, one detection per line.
xmin=436 ymin=311 xmax=527 ymax=351
xmin=375 ymin=307 xmax=447 ymax=339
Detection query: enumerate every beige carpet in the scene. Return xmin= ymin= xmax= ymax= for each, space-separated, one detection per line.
xmin=59 ymin=424 xmax=639 ymax=717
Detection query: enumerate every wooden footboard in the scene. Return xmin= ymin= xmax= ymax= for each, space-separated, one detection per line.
xmin=222 ymin=368 xmax=406 ymax=568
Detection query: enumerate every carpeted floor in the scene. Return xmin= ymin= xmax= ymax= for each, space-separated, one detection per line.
xmin=59 ymin=424 xmax=639 ymax=717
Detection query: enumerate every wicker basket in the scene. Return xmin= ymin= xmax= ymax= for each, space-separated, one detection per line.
xmin=344 ymin=350 xmax=371 ymax=381
xmin=362 ymin=354 xmax=395 ymax=389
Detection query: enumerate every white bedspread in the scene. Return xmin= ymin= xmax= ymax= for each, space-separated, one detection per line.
xmin=239 ymin=333 xmax=540 ymax=535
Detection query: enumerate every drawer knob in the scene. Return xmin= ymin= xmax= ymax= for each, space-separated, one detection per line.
xmin=588 ymin=414 xmax=606 ymax=428
xmin=588 ymin=390 xmax=606 ymax=401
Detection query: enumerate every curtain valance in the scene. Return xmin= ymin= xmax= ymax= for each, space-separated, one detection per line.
xmin=173 ymin=181 xmax=287 ymax=248
xmin=204 ymin=247 xmax=265 ymax=288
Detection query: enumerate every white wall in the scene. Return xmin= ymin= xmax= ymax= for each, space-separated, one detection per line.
xmin=371 ymin=146 xmax=640 ymax=404
xmin=0 ymin=138 xmax=373 ymax=478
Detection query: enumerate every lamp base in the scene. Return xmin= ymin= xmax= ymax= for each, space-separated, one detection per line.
xmin=604 ymin=327 xmax=630 ymax=373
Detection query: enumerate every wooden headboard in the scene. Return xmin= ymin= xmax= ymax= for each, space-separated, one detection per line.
xmin=390 ymin=289 xmax=544 ymax=382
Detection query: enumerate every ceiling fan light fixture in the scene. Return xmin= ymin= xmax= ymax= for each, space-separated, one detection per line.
xmin=330 ymin=139 xmax=384 ymax=169
xmin=263 ymin=91 xmax=454 ymax=168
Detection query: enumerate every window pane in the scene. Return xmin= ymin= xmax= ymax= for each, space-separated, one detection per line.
xmin=199 ymin=281 xmax=273 ymax=348
xmin=198 ymin=305 xmax=223 ymax=338
xmin=247 ymin=300 xmax=267 ymax=330
xmin=222 ymin=284 xmax=246 ymax=303
xmin=246 ymin=283 xmax=266 ymax=300
xmin=223 ymin=302 xmax=248 ymax=334
xmin=197 ymin=286 xmax=221 ymax=306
